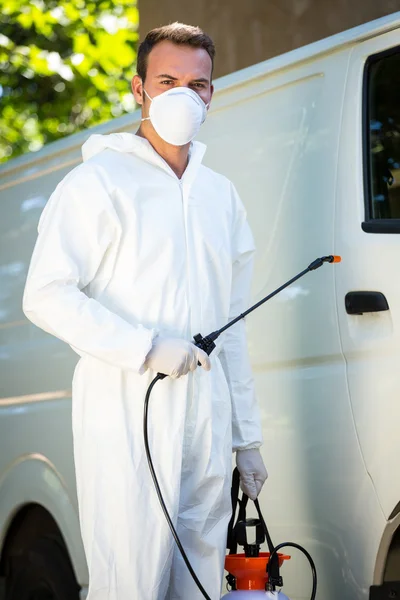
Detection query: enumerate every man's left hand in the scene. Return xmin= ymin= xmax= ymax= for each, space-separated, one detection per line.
xmin=236 ymin=448 xmax=268 ymax=500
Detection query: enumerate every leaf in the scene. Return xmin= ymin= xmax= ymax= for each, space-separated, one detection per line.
xmin=16 ymin=12 xmax=32 ymax=29
xmin=0 ymin=0 xmax=139 ymax=163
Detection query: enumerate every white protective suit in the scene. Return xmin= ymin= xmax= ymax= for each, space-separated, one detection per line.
xmin=23 ymin=132 xmax=263 ymax=600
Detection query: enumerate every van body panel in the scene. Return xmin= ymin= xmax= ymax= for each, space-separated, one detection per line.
xmin=0 ymin=396 xmax=88 ymax=584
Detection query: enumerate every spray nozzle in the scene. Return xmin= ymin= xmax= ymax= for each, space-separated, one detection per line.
xmin=308 ymin=255 xmax=341 ymax=270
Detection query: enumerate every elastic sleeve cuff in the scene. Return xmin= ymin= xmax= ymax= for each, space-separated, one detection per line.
xmin=233 ymin=442 xmax=262 ymax=453
xmin=137 ymin=328 xmax=159 ymax=375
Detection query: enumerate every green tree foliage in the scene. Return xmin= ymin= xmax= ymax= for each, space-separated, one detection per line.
xmin=0 ymin=0 xmax=139 ymax=162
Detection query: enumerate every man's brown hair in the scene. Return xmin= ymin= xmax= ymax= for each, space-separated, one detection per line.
xmin=137 ymin=22 xmax=216 ymax=83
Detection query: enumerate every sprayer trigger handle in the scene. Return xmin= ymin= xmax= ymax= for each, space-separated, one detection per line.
xmin=193 ymin=333 xmax=216 ymax=367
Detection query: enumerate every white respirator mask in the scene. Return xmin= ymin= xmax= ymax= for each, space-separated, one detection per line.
xmin=141 ymin=86 xmax=209 ymax=146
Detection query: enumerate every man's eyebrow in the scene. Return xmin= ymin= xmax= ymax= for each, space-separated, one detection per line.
xmin=156 ymin=74 xmax=178 ymax=80
xmin=155 ymin=74 xmax=210 ymax=84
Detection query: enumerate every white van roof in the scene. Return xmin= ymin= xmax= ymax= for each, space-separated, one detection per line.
xmin=1 ymin=10 xmax=399 ymax=178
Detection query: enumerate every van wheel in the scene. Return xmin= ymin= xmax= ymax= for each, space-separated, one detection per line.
xmin=6 ymin=537 xmax=81 ymax=600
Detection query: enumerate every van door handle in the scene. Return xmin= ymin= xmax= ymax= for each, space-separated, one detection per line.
xmin=345 ymin=291 xmax=389 ymax=315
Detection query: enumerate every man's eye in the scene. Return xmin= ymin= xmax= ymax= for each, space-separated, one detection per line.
xmin=193 ymin=83 xmax=206 ymax=88
xmin=161 ymin=80 xmax=174 ymax=85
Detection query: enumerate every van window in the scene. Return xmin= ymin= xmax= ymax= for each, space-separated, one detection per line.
xmin=363 ymin=47 xmax=400 ymax=232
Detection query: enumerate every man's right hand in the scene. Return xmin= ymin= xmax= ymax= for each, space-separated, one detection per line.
xmin=145 ymin=337 xmax=211 ymax=379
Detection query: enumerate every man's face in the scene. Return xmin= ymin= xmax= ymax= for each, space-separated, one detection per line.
xmin=132 ymin=40 xmax=214 ymax=114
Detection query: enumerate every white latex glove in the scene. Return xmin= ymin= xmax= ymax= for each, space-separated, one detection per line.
xmin=144 ymin=337 xmax=211 ymax=379
xmin=236 ymin=448 xmax=268 ymax=500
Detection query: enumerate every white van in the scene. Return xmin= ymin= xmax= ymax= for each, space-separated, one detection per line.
xmin=1 ymin=11 xmax=400 ymax=600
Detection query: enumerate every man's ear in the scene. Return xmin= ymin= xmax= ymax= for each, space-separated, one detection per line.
xmin=210 ymin=83 xmax=214 ymax=102
xmin=132 ymin=75 xmax=144 ymax=105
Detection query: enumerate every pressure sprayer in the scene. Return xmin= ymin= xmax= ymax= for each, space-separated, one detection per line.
xmin=143 ymin=255 xmax=341 ymax=599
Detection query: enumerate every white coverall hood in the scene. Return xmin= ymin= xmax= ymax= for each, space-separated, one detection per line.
xmin=23 ymin=131 xmax=263 ymax=600
xmin=81 ymin=132 xmax=154 ymax=161
xmin=81 ymin=131 xmax=206 ymax=168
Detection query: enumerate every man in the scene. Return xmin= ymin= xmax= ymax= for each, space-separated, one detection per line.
xmin=23 ymin=22 xmax=267 ymax=600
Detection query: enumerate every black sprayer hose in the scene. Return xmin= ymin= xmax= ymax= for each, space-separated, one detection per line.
xmin=267 ymin=542 xmax=317 ymax=600
xmin=143 ymin=373 xmax=212 ymax=600
xmin=145 ymin=376 xmax=317 ymax=600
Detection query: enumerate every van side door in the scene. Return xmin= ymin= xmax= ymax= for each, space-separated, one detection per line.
xmin=335 ymin=30 xmax=400 ymax=522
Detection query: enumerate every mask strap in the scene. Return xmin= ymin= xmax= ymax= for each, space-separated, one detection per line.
xmin=141 ymin=87 xmax=152 ymax=122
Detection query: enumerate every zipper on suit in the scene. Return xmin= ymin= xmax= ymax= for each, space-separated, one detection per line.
xmin=179 ymin=179 xmax=192 ymax=341
xmin=179 ymin=179 xmax=195 ymax=462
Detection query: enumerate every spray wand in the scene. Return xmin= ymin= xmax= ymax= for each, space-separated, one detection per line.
xmin=143 ymin=255 xmax=341 ymax=599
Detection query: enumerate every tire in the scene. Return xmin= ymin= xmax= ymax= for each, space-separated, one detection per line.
xmin=6 ymin=537 xmax=81 ymax=600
